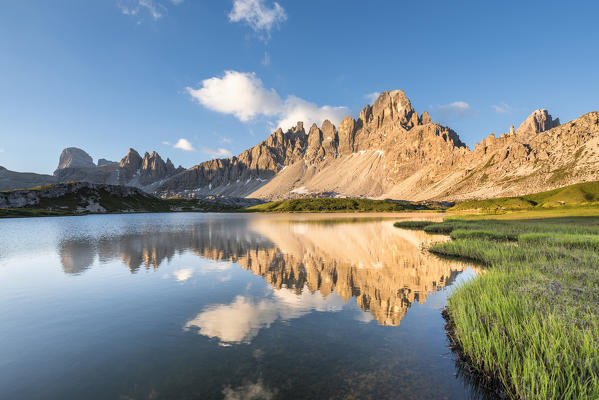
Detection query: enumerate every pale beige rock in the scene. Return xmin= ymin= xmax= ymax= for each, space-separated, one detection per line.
xmin=155 ymin=91 xmax=599 ymax=202
xmin=516 ymin=109 xmax=560 ymax=135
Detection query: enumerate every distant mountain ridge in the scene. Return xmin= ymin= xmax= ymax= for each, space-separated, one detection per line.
xmin=0 ymin=166 xmax=56 ymax=191
xmin=3 ymin=90 xmax=599 ymax=201
xmin=53 ymin=148 xmax=184 ymax=191
xmin=157 ymin=90 xmax=599 ymax=201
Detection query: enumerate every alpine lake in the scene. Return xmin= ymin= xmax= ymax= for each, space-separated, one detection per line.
xmin=0 ymin=213 xmax=488 ymax=399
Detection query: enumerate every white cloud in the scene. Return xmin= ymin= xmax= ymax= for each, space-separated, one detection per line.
xmin=277 ymin=96 xmax=347 ymax=132
xmin=186 ymin=70 xmax=348 ymax=131
xmin=364 ymin=92 xmax=380 ymax=104
xmin=202 ymin=147 xmax=233 ymax=158
xmin=492 ymin=102 xmax=512 ymax=114
xmin=170 ymin=0 xmax=184 ymax=4
xmin=174 ymin=138 xmax=195 ymax=151
xmin=187 ymin=71 xmax=280 ymax=122
xmin=220 ymin=137 xmax=233 ymax=144
xmin=437 ymin=101 xmax=473 ymax=117
xmin=0 ymin=148 xmax=4 ymax=153
xmin=184 ymin=288 xmax=344 ymax=345
xmin=229 ymin=0 xmax=287 ymax=35
xmin=162 ymin=141 xmax=171 ymax=145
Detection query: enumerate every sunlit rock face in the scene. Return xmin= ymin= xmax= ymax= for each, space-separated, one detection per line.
xmin=57 ymin=215 xmax=472 ymax=328
xmin=233 ymin=218 xmax=470 ymax=326
xmin=154 ymin=89 xmax=599 ymax=202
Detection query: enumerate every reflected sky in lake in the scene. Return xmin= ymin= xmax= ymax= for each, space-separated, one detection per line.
xmin=0 ymin=213 xmax=486 ymax=399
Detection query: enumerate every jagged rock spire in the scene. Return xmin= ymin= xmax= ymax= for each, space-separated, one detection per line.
xmin=516 ymin=109 xmax=560 ymax=135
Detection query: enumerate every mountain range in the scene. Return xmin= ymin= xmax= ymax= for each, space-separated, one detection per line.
xmin=2 ymin=90 xmax=598 ymax=201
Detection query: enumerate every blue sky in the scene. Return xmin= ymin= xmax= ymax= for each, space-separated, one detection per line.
xmin=1 ymin=0 xmax=598 ymax=174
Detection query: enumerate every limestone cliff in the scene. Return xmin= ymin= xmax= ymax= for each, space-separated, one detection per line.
xmin=157 ymin=90 xmax=599 ymax=201
xmin=54 ymin=147 xmax=183 ymax=192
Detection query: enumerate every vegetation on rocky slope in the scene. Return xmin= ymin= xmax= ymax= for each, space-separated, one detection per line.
xmin=245 ymin=198 xmax=441 ymax=212
xmin=449 ymin=180 xmax=599 ymax=213
xmin=395 ymin=215 xmax=599 ymax=399
xmin=0 ymin=182 xmax=239 ymax=218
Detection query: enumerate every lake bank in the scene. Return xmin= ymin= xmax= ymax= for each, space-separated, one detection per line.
xmin=395 ymin=213 xmax=599 ymax=398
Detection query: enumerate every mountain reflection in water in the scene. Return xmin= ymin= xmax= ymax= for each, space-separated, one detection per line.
xmin=56 ymin=215 xmax=472 ymax=327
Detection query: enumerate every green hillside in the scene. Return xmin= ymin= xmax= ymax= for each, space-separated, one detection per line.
xmin=245 ymin=197 xmax=438 ymax=212
xmin=450 ymin=181 xmax=599 ymax=213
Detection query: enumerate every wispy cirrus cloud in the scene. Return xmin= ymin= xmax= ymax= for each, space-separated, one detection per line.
xmin=492 ymin=102 xmax=512 ymax=114
xmin=229 ymin=0 xmax=287 ymax=39
xmin=436 ymin=101 xmax=474 ymax=118
xmin=118 ymin=0 xmax=182 ymax=22
xmin=174 ymin=138 xmax=195 ymax=151
xmin=364 ymin=92 xmax=380 ymax=104
xmin=202 ymin=147 xmax=233 ymax=158
xmin=186 ymin=70 xmax=348 ymax=131
xmin=262 ymin=51 xmax=271 ymax=66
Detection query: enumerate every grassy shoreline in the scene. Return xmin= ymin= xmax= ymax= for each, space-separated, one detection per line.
xmin=395 ymin=214 xmax=599 ymax=398
xmin=2 ymin=197 xmax=447 ymax=218
xmin=245 ymin=197 xmax=444 ymax=212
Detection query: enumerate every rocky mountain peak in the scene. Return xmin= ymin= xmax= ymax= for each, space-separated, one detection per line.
xmin=119 ymin=148 xmax=143 ymax=170
xmin=371 ymin=90 xmax=416 ymax=128
xmin=419 ymin=111 xmax=432 ymax=125
xmin=516 ymin=109 xmax=560 ymax=135
xmin=293 ymin=121 xmax=305 ymax=134
xmin=56 ymin=147 xmax=95 ymax=171
xmin=97 ymin=158 xmax=116 ymax=167
xmin=307 ymin=123 xmax=324 ymax=161
xmin=165 ymin=158 xmax=176 ymax=174
xmin=140 ymin=151 xmax=168 ymax=185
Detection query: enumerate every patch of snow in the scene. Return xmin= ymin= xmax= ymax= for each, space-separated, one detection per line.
xmin=359 ymin=150 xmax=366 ymax=155
xmin=375 ymin=150 xmax=384 ymax=157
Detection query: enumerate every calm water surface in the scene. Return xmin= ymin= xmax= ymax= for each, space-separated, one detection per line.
xmin=0 ymin=213 xmax=484 ymax=399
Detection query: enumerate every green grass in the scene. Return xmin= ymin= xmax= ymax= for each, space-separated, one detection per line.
xmin=0 ymin=208 xmax=75 ymax=217
xmin=393 ymin=220 xmax=433 ymax=229
xmin=245 ymin=197 xmax=438 ymax=212
xmin=395 ymin=215 xmax=599 ymax=398
xmin=450 ymin=180 xmax=599 ymax=213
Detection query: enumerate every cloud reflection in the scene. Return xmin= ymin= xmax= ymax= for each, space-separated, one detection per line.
xmin=184 ymin=288 xmax=343 ymax=345
xmin=173 ymin=267 xmax=194 ymax=282
xmin=223 ymin=378 xmax=277 ymax=400
xmin=55 ymin=215 xmax=475 ymax=327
